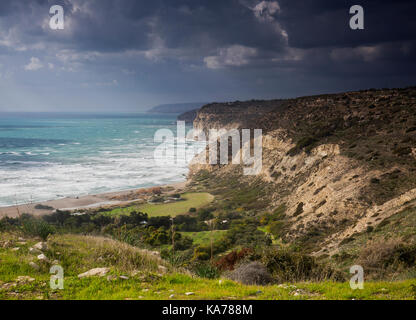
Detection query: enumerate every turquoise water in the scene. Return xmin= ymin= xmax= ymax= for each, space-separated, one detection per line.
xmin=0 ymin=113 xmax=202 ymax=207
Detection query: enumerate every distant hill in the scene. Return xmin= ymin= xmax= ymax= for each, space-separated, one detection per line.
xmin=147 ymin=102 xmax=207 ymax=114
xmin=177 ymin=109 xmax=199 ymax=123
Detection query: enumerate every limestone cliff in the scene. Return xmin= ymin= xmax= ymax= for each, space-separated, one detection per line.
xmin=189 ymin=87 xmax=416 ymax=254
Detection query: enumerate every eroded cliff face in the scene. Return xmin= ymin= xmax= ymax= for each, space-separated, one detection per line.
xmin=189 ymin=87 xmax=416 ymax=254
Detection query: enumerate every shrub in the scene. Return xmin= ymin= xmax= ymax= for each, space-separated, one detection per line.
xmin=215 ymin=248 xmax=254 ymax=271
xmin=269 ymin=221 xmax=285 ymax=238
xmin=193 ymin=246 xmax=211 ymax=261
xmin=357 ymin=238 xmax=416 ymax=278
xmin=227 ymin=261 xmax=273 ymax=285
xmin=294 ymin=202 xmax=304 ymax=216
xmin=192 ymin=262 xmax=220 ymax=279
xmin=261 ymin=248 xmax=344 ymax=283
xmin=173 ymin=235 xmax=193 ymax=251
xmin=161 ymin=248 xmax=193 ymax=267
xmin=197 ymin=208 xmax=214 ymax=221
xmin=22 ymin=218 xmax=55 ymax=240
xmin=287 ymin=136 xmax=318 ymax=156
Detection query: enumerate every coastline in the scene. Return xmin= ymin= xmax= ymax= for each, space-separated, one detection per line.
xmin=0 ymin=181 xmax=188 ymax=219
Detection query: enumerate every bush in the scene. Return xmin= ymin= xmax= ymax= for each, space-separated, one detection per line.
xmin=161 ymin=249 xmax=193 ymax=267
xmin=227 ymin=262 xmax=273 ymax=285
xmin=357 ymin=238 xmax=416 ymax=278
xmin=193 ymin=246 xmax=211 ymax=261
xmin=215 ymin=248 xmax=254 ymax=271
xmin=197 ymin=208 xmax=214 ymax=221
xmin=22 ymin=218 xmax=55 ymax=240
xmin=261 ymin=248 xmax=344 ymax=283
xmin=192 ymin=262 xmax=220 ymax=279
xmin=294 ymin=202 xmax=304 ymax=216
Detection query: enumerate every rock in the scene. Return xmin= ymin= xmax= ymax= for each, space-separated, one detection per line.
xmin=142 ymin=288 xmax=149 ymax=292
xmin=169 ymin=294 xmax=175 ymax=299
xmin=16 ymin=276 xmax=35 ymax=283
xmin=256 ymin=290 xmax=263 ymax=295
xmin=11 ymin=247 xmax=20 ymax=252
xmin=78 ymin=267 xmax=110 ymax=278
xmin=37 ymin=254 xmax=49 ymax=263
xmin=1 ymin=282 xmax=17 ymax=290
xmin=3 ymin=241 xmax=13 ymax=248
xmin=119 ymin=275 xmax=129 ymax=280
xmin=107 ymin=275 xmax=117 ymax=281
xmin=33 ymin=242 xmax=48 ymax=251
xmin=158 ymin=265 xmax=168 ymax=273
xmin=29 ymin=247 xmax=42 ymax=255
xmin=185 ymin=292 xmax=195 ymax=296
xmin=29 ymin=262 xmax=40 ymax=270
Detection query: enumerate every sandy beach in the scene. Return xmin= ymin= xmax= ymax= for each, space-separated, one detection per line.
xmin=0 ymin=181 xmax=188 ymax=219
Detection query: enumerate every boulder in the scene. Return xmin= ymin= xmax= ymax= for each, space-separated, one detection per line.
xmin=78 ymin=267 xmax=110 ymax=278
xmin=33 ymin=242 xmax=48 ymax=251
xmin=29 ymin=262 xmax=40 ymax=270
xmin=29 ymin=247 xmax=42 ymax=255
xmin=158 ymin=265 xmax=168 ymax=273
xmin=2 ymin=241 xmax=13 ymax=248
xmin=37 ymin=254 xmax=49 ymax=263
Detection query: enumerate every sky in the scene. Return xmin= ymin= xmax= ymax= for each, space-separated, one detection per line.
xmin=0 ymin=0 xmax=415 ymax=113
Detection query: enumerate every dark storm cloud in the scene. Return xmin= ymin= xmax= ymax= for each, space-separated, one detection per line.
xmin=0 ymin=0 xmax=415 ymax=112
xmin=278 ymin=0 xmax=416 ymax=48
xmin=0 ymin=0 xmax=288 ymax=53
xmin=1 ymin=0 xmax=414 ymax=65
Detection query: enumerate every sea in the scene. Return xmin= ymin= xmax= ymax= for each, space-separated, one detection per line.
xmin=0 ymin=113 xmax=204 ymax=207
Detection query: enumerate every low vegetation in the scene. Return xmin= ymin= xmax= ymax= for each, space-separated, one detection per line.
xmin=1 ymin=233 xmax=415 ymax=300
xmin=104 ymin=192 xmax=214 ymax=217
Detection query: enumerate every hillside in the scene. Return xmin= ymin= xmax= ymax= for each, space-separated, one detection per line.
xmin=190 ymin=87 xmax=416 ymax=257
xmin=177 ymin=109 xmax=200 ymax=123
xmin=1 ymin=87 xmax=415 ymax=300
xmin=1 ymin=233 xmax=414 ymax=300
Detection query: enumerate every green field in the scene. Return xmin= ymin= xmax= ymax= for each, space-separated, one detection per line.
xmin=0 ymin=233 xmax=415 ymax=300
xmin=106 ymin=192 xmax=214 ymax=217
xmin=181 ymin=230 xmax=226 ymax=246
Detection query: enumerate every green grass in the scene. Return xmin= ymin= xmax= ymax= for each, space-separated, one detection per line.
xmin=1 ymin=232 xmax=415 ymax=300
xmin=105 ymin=192 xmax=214 ymax=217
xmin=181 ymin=230 xmax=226 ymax=246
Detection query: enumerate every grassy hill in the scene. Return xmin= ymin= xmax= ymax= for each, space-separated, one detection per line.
xmin=1 ymin=233 xmax=415 ymax=300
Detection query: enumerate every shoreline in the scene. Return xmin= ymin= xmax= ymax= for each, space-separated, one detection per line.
xmin=0 ymin=181 xmax=188 ymax=219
